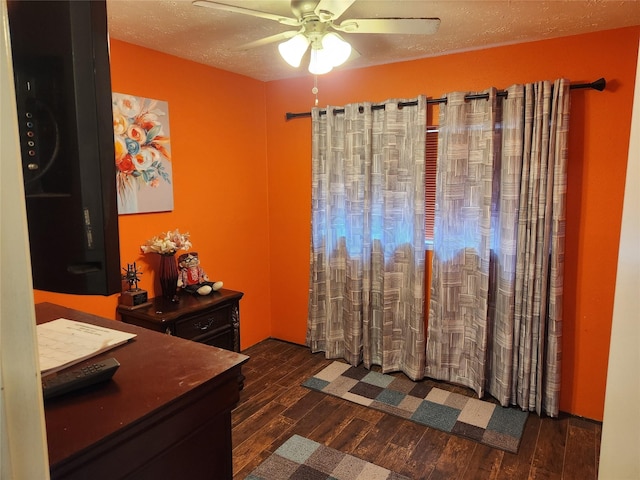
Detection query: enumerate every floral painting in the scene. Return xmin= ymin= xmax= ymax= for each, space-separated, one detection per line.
xmin=113 ymin=93 xmax=173 ymax=214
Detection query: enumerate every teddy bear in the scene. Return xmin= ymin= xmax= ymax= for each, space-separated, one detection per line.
xmin=177 ymin=252 xmax=223 ymax=296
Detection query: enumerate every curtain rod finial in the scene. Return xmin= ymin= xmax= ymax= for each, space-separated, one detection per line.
xmin=592 ymin=77 xmax=606 ymax=91
xmin=571 ymin=77 xmax=606 ymax=91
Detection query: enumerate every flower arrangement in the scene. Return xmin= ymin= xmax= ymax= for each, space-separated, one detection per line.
xmin=113 ymin=94 xmax=171 ymax=200
xmin=140 ymin=229 xmax=192 ymax=256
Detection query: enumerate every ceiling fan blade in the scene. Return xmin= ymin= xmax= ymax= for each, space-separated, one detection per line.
xmin=336 ymin=18 xmax=441 ymax=35
xmin=192 ymin=1 xmax=301 ymax=27
xmin=314 ymin=0 xmax=356 ymax=20
xmin=233 ymin=30 xmax=299 ymax=51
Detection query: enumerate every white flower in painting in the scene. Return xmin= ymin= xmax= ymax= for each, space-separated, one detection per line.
xmin=113 ymin=110 xmax=129 ymax=135
xmin=116 ymin=95 xmax=142 ymax=118
xmin=138 ymin=112 xmax=162 ymax=132
xmin=133 ymin=147 xmax=158 ymax=172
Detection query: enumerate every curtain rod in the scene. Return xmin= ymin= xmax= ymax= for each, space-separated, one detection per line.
xmin=284 ymin=77 xmax=606 ymax=121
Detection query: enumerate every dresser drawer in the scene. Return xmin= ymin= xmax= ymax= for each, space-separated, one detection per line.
xmin=174 ymin=305 xmax=232 ymax=341
xmin=194 ymin=327 xmax=235 ymax=351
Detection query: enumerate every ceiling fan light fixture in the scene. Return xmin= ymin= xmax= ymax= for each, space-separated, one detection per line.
xmin=278 ymin=33 xmax=310 ymax=68
xmin=321 ymin=32 xmax=351 ymax=67
xmin=308 ymin=46 xmax=334 ymax=75
xmin=308 ymin=32 xmax=352 ymax=75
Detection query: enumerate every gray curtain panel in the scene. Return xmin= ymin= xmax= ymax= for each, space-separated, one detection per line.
xmin=426 ymin=80 xmax=570 ymax=416
xmin=307 ymin=97 xmax=427 ymax=380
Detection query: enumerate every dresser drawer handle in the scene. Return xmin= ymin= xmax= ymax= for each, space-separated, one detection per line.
xmin=194 ymin=318 xmax=216 ymax=331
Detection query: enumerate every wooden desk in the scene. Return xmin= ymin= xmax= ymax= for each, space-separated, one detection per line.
xmin=37 ymin=303 xmax=249 ymax=480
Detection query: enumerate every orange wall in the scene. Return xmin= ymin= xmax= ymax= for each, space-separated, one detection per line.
xmin=265 ymin=27 xmax=639 ymax=421
xmin=34 ymin=40 xmax=273 ymax=349
xmin=34 ymin=27 xmax=639 ymax=421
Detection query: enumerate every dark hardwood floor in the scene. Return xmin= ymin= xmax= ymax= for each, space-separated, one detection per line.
xmin=231 ymin=339 xmax=601 ymax=480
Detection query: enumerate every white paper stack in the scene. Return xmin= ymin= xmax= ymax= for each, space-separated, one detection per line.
xmin=37 ymin=318 xmax=136 ymax=376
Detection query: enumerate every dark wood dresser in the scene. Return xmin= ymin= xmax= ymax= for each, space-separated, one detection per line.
xmin=116 ymin=288 xmax=244 ymax=352
xmin=37 ymin=302 xmax=248 ymax=480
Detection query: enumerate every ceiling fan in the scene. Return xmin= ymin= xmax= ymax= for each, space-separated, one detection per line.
xmin=192 ymin=0 xmax=441 ymax=74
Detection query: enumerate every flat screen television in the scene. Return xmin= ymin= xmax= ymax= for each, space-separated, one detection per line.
xmin=7 ymin=0 xmax=121 ymax=295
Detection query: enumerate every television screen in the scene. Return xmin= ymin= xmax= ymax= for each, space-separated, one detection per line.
xmin=8 ymin=0 xmax=121 ymax=295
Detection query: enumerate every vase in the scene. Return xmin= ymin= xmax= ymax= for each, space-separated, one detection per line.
xmin=159 ymin=253 xmax=179 ymax=301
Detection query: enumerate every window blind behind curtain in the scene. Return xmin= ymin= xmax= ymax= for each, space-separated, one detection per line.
xmin=425 ymin=125 xmax=438 ymax=242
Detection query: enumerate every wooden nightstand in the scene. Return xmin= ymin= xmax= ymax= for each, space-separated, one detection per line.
xmin=117 ymin=288 xmax=244 ymax=353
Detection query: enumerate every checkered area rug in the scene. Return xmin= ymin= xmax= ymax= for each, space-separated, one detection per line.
xmin=303 ymin=361 xmax=529 ymax=453
xmin=245 ymin=434 xmax=409 ymax=480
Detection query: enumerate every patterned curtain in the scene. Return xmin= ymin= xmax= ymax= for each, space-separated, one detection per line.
xmin=426 ymin=80 xmax=570 ymax=416
xmin=307 ymin=97 xmax=427 ymax=380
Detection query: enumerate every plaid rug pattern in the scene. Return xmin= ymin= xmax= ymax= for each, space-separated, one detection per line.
xmin=245 ymin=434 xmax=409 ymax=480
xmin=303 ymin=361 xmax=529 ymax=453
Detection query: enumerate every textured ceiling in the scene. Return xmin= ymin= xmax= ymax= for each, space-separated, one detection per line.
xmin=106 ymin=0 xmax=640 ymax=82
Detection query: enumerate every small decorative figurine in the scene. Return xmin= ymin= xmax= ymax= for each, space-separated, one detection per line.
xmin=119 ymin=262 xmax=150 ymax=308
xmin=177 ymin=252 xmax=223 ymax=296
xmin=123 ymin=262 xmax=142 ymax=290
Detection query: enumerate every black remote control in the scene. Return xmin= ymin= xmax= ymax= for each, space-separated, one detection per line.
xmin=42 ymin=358 xmax=120 ymax=400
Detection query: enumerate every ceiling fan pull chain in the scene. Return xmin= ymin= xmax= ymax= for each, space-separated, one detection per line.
xmin=313 ymin=75 xmax=319 ymax=106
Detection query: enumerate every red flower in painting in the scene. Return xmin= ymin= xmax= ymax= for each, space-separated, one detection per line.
xmin=117 ymin=154 xmax=135 ymax=175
